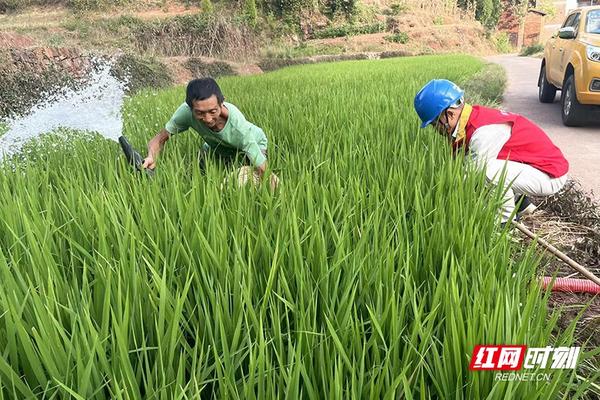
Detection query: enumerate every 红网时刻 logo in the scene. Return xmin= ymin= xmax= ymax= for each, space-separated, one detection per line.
xmin=469 ymin=345 xmax=580 ymax=381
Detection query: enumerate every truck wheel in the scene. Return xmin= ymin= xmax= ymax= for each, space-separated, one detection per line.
xmin=538 ymin=65 xmax=557 ymax=103
xmin=561 ymin=75 xmax=585 ymax=127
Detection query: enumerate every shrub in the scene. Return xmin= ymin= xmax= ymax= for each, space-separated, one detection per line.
xmin=68 ymin=0 xmax=132 ymax=12
xmin=0 ymin=0 xmax=64 ymax=13
xmin=0 ymin=66 xmax=76 ymax=118
xmin=384 ymin=32 xmax=409 ymax=44
xmin=0 ymin=0 xmax=24 ymax=12
xmin=184 ymin=58 xmax=236 ymax=78
xmin=460 ymin=62 xmax=507 ymax=106
xmin=111 ymin=53 xmax=173 ymax=94
xmin=382 ymin=1 xmax=407 ymax=16
xmin=201 ymin=0 xmax=213 ymax=13
xmin=379 ymin=49 xmax=412 ymax=58
xmin=493 ymin=31 xmax=513 ymax=54
xmin=244 ymin=0 xmax=258 ymax=25
xmin=312 ymin=22 xmax=385 ymax=39
xmin=520 ymin=43 xmax=544 ymax=57
xmin=130 ymin=14 xmax=258 ymax=60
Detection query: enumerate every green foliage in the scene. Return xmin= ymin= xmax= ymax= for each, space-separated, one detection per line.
xmin=457 ymin=0 xmax=503 ymax=30
xmin=77 ymin=13 xmax=258 ymax=59
xmin=262 ymin=0 xmax=314 ymax=20
xmin=47 ymin=34 xmax=66 ymax=47
xmin=493 ymin=31 xmax=513 ymax=54
xmin=322 ymin=0 xmax=358 ymax=19
xmin=0 ymin=0 xmax=23 ymax=12
xmin=68 ymin=0 xmax=132 ymax=12
xmin=0 ymin=0 xmax=63 ymax=13
xmin=111 ymin=53 xmax=173 ymax=94
xmin=200 ymin=0 xmax=213 ymax=13
xmin=349 ymin=2 xmax=379 ymax=25
xmin=244 ymin=0 xmax=258 ymax=25
xmin=184 ymin=58 xmax=236 ymax=78
xmin=460 ymin=62 xmax=507 ymax=106
xmin=0 ymin=55 xmax=592 ymax=398
xmin=383 ymin=1 xmax=408 ymax=16
xmin=312 ymin=22 xmax=385 ymax=39
xmin=384 ymin=31 xmax=409 ymax=44
xmin=0 ymin=66 xmax=76 ymax=118
xmin=537 ymin=0 xmax=557 ymax=18
xmin=520 ymin=43 xmax=544 ymax=57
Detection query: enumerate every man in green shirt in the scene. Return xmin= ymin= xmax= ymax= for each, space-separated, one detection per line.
xmin=142 ymin=78 xmax=269 ymax=177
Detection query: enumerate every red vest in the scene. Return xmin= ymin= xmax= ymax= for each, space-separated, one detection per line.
xmin=463 ymin=106 xmax=569 ymax=178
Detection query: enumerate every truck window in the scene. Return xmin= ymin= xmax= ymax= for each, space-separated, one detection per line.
xmin=587 ymin=10 xmax=600 ymax=33
xmin=562 ymin=13 xmax=578 ymax=28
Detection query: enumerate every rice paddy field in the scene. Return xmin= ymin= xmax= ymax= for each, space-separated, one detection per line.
xmin=0 ymin=55 xmax=598 ymax=398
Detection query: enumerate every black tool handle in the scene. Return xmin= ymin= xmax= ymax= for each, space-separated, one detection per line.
xmin=118 ymin=135 xmax=155 ymax=177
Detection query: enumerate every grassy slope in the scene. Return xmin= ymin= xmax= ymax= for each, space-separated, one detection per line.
xmin=0 ymin=55 xmax=594 ymax=398
xmin=0 ymin=0 xmax=498 ymax=61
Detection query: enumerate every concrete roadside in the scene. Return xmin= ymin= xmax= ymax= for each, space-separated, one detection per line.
xmin=487 ymin=54 xmax=600 ymax=199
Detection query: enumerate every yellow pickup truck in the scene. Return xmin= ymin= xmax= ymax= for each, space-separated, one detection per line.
xmin=538 ymin=6 xmax=600 ymax=126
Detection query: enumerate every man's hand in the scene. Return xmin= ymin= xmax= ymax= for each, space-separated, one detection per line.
xmin=255 ymin=161 xmax=267 ymax=178
xmin=143 ymin=129 xmax=170 ymax=170
xmin=255 ymin=161 xmax=280 ymax=191
xmin=142 ymin=156 xmax=156 ymax=170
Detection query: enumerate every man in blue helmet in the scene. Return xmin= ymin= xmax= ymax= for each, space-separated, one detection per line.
xmin=414 ymin=79 xmax=569 ymax=225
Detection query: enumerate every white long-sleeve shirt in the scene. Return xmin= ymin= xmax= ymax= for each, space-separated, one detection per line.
xmin=465 ymin=123 xmax=512 ymax=171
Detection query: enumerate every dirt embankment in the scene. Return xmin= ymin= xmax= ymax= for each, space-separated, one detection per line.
xmin=1 ymin=44 xmax=91 ymax=76
xmin=0 ymin=3 xmax=498 ymax=117
xmin=311 ymin=13 xmax=495 ymax=56
xmin=0 ymin=38 xmax=95 ymax=117
xmin=0 ymin=30 xmax=262 ymax=117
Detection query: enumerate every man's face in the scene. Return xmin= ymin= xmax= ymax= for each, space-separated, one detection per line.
xmin=191 ymin=96 xmax=222 ymax=129
xmin=433 ymin=111 xmax=450 ymax=137
xmin=433 ymin=108 xmax=460 ymax=139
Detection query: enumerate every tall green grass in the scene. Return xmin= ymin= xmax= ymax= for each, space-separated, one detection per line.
xmin=0 ymin=55 xmax=595 ymax=398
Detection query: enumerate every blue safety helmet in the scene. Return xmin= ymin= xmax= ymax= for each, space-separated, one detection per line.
xmin=414 ymin=79 xmax=464 ymax=128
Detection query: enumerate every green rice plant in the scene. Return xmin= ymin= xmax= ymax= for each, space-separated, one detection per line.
xmin=0 ymin=55 xmax=596 ymax=398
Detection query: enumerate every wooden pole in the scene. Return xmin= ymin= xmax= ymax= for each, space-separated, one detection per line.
xmin=512 ymin=221 xmax=600 ymax=287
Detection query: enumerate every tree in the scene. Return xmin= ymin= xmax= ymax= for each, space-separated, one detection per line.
xmin=261 ymin=0 xmax=315 ymax=20
xmin=201 ymin=0 xmax=213 ymax=14
xmin=244 ymin=0 xmax=258 ymax=25
xmin=457 ymin=0 xmax=503 ymax=31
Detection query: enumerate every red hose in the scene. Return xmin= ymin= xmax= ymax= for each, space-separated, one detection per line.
xmin=541 ymin=277 xmax=600 ymax=294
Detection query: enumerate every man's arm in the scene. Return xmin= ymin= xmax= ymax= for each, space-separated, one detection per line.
xmin=468 ymin=124 xmax=511 ymax=170
xmin=242 ymin=139 xmax=268 ymax=176
xmin=142 ymin=129 xmax=170 ymax=170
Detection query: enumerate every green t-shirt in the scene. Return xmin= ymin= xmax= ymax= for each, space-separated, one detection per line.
xmin=165 ymin=102 xmax=268 ymax=167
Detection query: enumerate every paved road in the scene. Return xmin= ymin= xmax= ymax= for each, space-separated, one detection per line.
xmin=486 ymin=54 xmax=600 ymax=199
